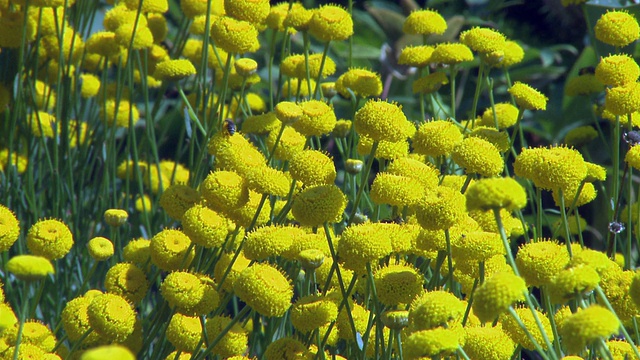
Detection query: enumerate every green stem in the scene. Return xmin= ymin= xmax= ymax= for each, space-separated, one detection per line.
xmin=347 ymin=141 xmax=379 ymax=225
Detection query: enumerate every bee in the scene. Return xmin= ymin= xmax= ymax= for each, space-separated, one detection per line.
xmin=380 ymin=216 xmax=404 ymax=224
xmin=578 ymin=66 xmax=596 ymax=76
xmin=223 ymin=119 xmax=236 ymax=136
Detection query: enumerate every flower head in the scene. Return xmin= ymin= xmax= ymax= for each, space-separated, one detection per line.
xmin=452 ymin=137 xmax=503 ymax=177
xmin=87 ymin=293 xmax=136 ymax=342
xmin=565 ymin=73 xmax=604 ymax=96
xmin=431 ymin=43 xmax=474 ymax=65
xmin=205 ymin=316 xmax=249 ymax=357
xmin=244 ymin=225 xmax=305 ymax=260
xmin=373 ymin=263 xmax=423 ymax=306
xmin=233 ymin=263 xmax=293 ymax=317
xmin=355 ymin=99 xmax=412 ymax=143
xmin=548 ymin=265 xmax=600 ymax=304
xmin=559 ymin=305 xmax=620 ymax=354
xmin=123 ymin=238 xmax=151 ymax=266
xmin=295 ymin=53 xmax=336 ymax=79
xmin=508 ymin=81 xmax=547 ymax=110
xmin=78 ymin=345 xmax=135 ymax=360
xmin=0 ymin=204 xmax=19 ymax=252
xmin=26 ymin=219 xmax=73 ymax=260
xmin=61 ymin=296 xmax=101 ymax=345
xmin=335 ymin=68 xmax=383 ymax=98
xmin=403 ymin=9 xmax=447 ymax=35
xmin=227 ymin=190 xmax=272 ymax=227
xmin=463 ymin=324 xmax=516 ymax=360
xmin=480 ymin=103 xmax=519 ymax=129
xmin=290 ymin=150 xmax=336 ymax=186
xmin=398 ymin=45 xmax=434 ymax=68
xmin=472 ymin=272 xmax=526 ymax=323
xmin=370 ymin=173 xmax=425 ymax=207
xmin=337 ymin=223 xmax=394 ymax=272
xmin=161 ymin=271 xmax=219 ymax=315
xmin=387 ymin=157 xmax=440 ymax=189
xmin=415 ymin=186 xmax=467 ymax=230
xmin=182 ymin=205 xmax=231 ymax=248
xmin=413 ymin=120 xmax=463 ymax=157
xmin=290 ymin=294 xmax=339 ymax=333
xmin=6 ymin=255 xmax=54 ymax=281
xmin=460 ymin=27 xmax=506 ymax=53
xmin=409 ymin=290 xmax=467 ymax=331
xmin=87 ymin=237 xmax=114 ymax=261
xmin=404 ymin=328 xmax=461 ymax=358
xmin=516 ymin=240 xmax=570 ymax=287
xmin=514 ymin=146 xmax=588 ymax=190
xmin=501 ymin=307 xmax=554 ymax=350
xmin=150 ymin=229 xmax=195 ymax=271
xmin=595 ymin=10 xmax=640 ymax=47
xmin=291 ymin=184 xmax=346 ymax=227
xmin=166 ymin=313 xmax=202 ymax=352
xmin=153 ymin=59 xmax=196 ymax=81
xmin=213 ymin=251 xmax=251 ymax=292
xmin=105 ymin=263 xmax=149 ymax=304
xmin=267 ymin=126 xmax=306 ymax=161
xmin=292 ymin=100 xmax=337 ymax=136
xmin=595 ymin=54 xmax=639 ymax=87
xmin=466 ymin=177 xmax=527 ymax=212
xmin=210 ymin=16 xmax=259 ymax=53
xmin=605 ymin=82 xmax=640 ymax=115
xmin=308 ymin=5 xmax=353 ymax=42
xmin=224 ymin=0 xmax=270 ymax=24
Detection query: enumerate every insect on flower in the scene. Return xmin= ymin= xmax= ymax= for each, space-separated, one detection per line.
xmin=223 ymin=119 xmax=236 ymax=136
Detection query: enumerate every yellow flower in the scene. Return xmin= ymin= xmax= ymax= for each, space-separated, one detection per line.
xmin=292 ymin=100 xmax=337 ymax=136
xmin=290 ymin=149 xmax=336 ymax=186
xmin=387 ymin=156 xmax=440 ymax=189
xmin=263 ymin=337 xmax=309 ymax=360
xmin=243 ymin=166 xmax=291 ymax=197
xmin=626 ymin=145 xmax=640 ymax=170
xmin=87 ymin=293 xmax=136 ymax=342
xmin=607 ymin=340 xmax=640 ymax=359
xmin=357 ymin=135 xmax=409 ymax=160
xmin=548 ymin=265 xmax=600 ymax=304
xmin=150 ymin=229 xmax=195 ymax=271
xmin=516 ymin=240 xmax=570 ymax=287
xmin=596 ymin=54 xmax=639 ymax=87
xmin=267 ymin=126 xmax=306 ymax=161
xmin=166 ymin=314 xmax=202 ymax=353
xmin=412 ymin=72 xmax=448 ymax=94
xmin=205 ymin=316 xmax=249 ymax=357
xmin=480 ymin=102 xmax=519 ymax=129
xmin=565 ymin=73 xmax=605 ymax=96
xmin=0 ymin=149 xmax=28 ymax=175
xmin=595 ymin=10 xmax=640 ymax=47
xmin=337 ymin=302 xmax=370 ymax=340
xmin=267 ymin=2 xmax=298 ymax=32
xmin=283 ymin=3 xmax=313 ymax=31
xmin=242 ymin=112 xmax=279 ymax=134
xmin=100 ymin=98 xmax=140 ymax=128
xmin=182 ymin=204 xmax=230 ymax=248
xmin=452 ymin=137 xmax=503 ymax=177
xmin=508 ymin=81 xmax=547 ymax=110
xmin=514 ymin=146 xmax=588 ymax=190
xmin=153 ymin=59 xmax=196 ymax=81
xmin=373 ymin=263 xmax=423 ymax=306
xmin=226 ymin=190 xmax=272 ymax=227
xmin=415 ymin=186 xmax=467 ymax=230
xmin=181 ymin=0 xmax=222 ymax=18
xmin=213 ymin=251 xmax=251 ymax=292
xmin=29 ymin=112 xmax=55 ymax=138
xmin=114 ymin=22 xmax=154 ymax=49
xmin=404 ymin=327 xmax=461 ymax=358
xmin=234 ymin=58 xmax=258 ymax=77
xmin=501 ymin=307 xmax=553 ymax=350
xmin=295 ymin=53 xmax=336 ymax=79
xmin=290 ymin=294 xmax=339 ymax=333
xmin=104 ymin=262 xmax=149 ymax=304
xmin=280 ymin=54 xmax=305 ymax=78
xmin=559 ymin=305 xmax=620 ymax=354
xmin=308 ymin=5 xmax=353 ymax=42
xmin=121 ymin=0 xmax=168 ymax=13
xmin=159 ymin=184 xmax=200 ymax=221
xmin=472 ymin=272 xmax=526 ymax=323
xmin=370 ymin=173 xmax=425 ymax=207
xmin=498 ymin=40 xmax=525 ymax=68
xmin=463 ymin=324 xmax=516 ymax=360
xmin=337 ymin=223 xmax=394 ymax=272
xmin=564 ymin=126 xmax=598 ymax=148
xmin=86 ymin=31 xmax=121 ymax=57
xmin=147 ymin=13 xmax=168 ymax=42
xmin=80 ymin=74 xmax=101 ymax=98
xmin=244 ymin=225 xmax=304 ymax=260
xmin=87 ymin=237 xmax=114 ymax=261
xmin=460 ymin=27 xmax=506 ymax=53
xmin=200 ymin=170 xmax=249 ymax=212
xmin=0 ymin=204 xmax=19 ymax=252
xmin=6 ymin=255 xmax=54 ymax=281
xmin=409 ymin=290 xmax=466 ymax=331
xmin=0 ymin=10 xmax=36 ymax=48
xmin=430 ymin=43 xmax=474 ymax=65
xmin=354 ymin=99 xmax=412 ymax=143
xmin=291 ymin=184 xmax=346 ymax=227
xmin=26 ymin=219 xmax=73 ymax=260
xmin=224 ymin=0 xmax=270 ymax=25
xmin=233 ymin=263 xmax=293 ymax=317
xmin=466 ymin=177 xmax=527 ymax=212
xmin=605 ymin=82 xmax=640 ymax=116
xmin=398 ymin=45 xmax=434 ymax=68
xmin=469 ymin=127 xmax=510 ymax=153
xmin=335 ymin=68 xmax=382 ymax=98
xmin=79 ymin=345 xmax=135 ymax=360
xmin=61 ymin=296 xmax=101 ymax=345
xmin=403 ymin=9 xmax=447 ymax=35
xmin=210 ymin=16 xmax=259 ymax=53
xmin=123 ymin=238 xmax=151 ymax=266
xmin=208 ymin=131 xmax=266 ymax=178
xmin=413 ymin=119 xmax=463 ymax=157
xmin=161 ymin=271 xmax=219 ymax=315
xmin=451 ymin=231 xmax=504 ymax=262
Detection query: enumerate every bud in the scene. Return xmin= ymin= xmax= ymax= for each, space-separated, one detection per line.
xmin=104 ymin=209 xmax=128 ymax=227
xmin=381 ymin=310 xmax=409 ymax=330
xmin=321 ymin=82 xmax=337 ymax=98
xmin=345 ymin=159 xmax=364 ymax=174
xmin=234 ymin=58 xmax=258 ymax=77
xmin=297 ymin=249 xmax=325 ymax=271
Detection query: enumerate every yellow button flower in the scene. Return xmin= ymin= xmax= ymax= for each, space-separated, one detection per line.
xmin=508 ymin=81 xmax=547 ymax=110
xmin=559 ymin=305 xmax=620 ymax=354
xmin=150 ymin=229 xmax=195 ymax=271
xmin=105 ymin=262 xmax=149 ymax=304
xmin=233 ymin=263 xmax=293 ymax=317
xmin=409 ymin=290 xmax=466 ymax=331
xmin=374 ymin=263 xmax=423 ymax=306
xmin=595 ymin=10 xmax=640 ymax=47
xmin=565 ymin=73 xmax=604 ymax=96
xmin=291 ymin=184 xmax=346 ymax=227
xmin=308 ymin=5 xmax=353 ymax=42
xmin=387 ymin=156 xmax=440 ymax=189
xmin=166 ymin=313 xmax=202 ymax=353
xmin=87 ymin=237 xmax=114 ymax=261
xmin=335 ymin=68 xmax=383 ymax=98
xmin=412 ymin=72 xmax=448 ymax=94
xmin=403 ymin=9 xmax=447 ymax=35
xmin=244 ymin=225 xmax=305 ymax=260
xmin=605 ymin=82 xmax=640 ymax=116
xmin=86 ymin=293 xmax=136 ymax=342
xmin=548 ymin=265 xmax=600 ymax=304
xmin=224 ymin=0 xmax=270 ymax=25
xmin=398 ymin=45 xmax=434 ymax=68
xmin=182 ymin=204 xmax=231 ymax=249
xmin=452 ymin=136 xmax=504 ymax=177
xmin=6 ymin=255 xmax=54 ymax=281
xmin=80 ymin=345 xmax=135 ymax=360
xmin=595 ymin=54 xmax=639 ymax=87
xmin=480 ymin=102 xmax=519 ymax=129
xmin=354 ymin=99 xmax=412 ymax=143
xmin=466 ymin=177 xmax=527 ymax=212
xmin=210 ymin=16 xmax=259 ymax=53
xmin=472 ymin=272 xmax=526 ymax=323
xmin=290 ymin=149 xmax=336 ymax=186
xmin=290 ymin=294 xmax=339 ymax=333
xmin=26 ymin=219 xmax=73 ymax=260
xmin=370 ymin=173 xmax=425 ymax=207
xmin=516 ymin=240 xmax=570 ymax=287
xmin=460 ymin=27 xmax=506 ymax=53
xmin=501 ymin=306 xmax=554 ymax=350
xmin=404 ymin=327 xmax=461 ymax=358
xmin=431 ymin=43 xmax=474 ymax=65
xmin=205 ymin=316 xmax=249 ymax=357
xmin=153 ymin=59 xmax=196 ymax=81
xmin=337 ymin=223 xmax=393 ymax=272
xmin=413 ymin=119 xmax=463 ymax=157
xmin=0 ymin=204 xmax=19 ymax=252
xmin=415 ymin=186 xmax=466 ymax=230
xmin=292 ymin=100 xmax=337 ymax=136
